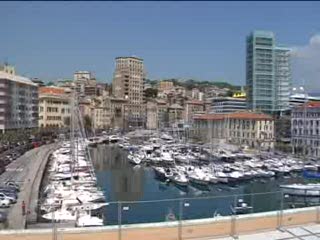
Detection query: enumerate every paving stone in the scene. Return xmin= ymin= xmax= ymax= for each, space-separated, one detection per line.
xmin=285 ymin=227 xmax=311 ymax=236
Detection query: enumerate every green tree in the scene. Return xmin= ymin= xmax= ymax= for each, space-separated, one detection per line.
xmin=83 ymin=115 xmax=92 ymax=134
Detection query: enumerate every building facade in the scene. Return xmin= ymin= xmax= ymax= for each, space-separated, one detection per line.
xmin=168 ymin=103 xmax=184 ymax=126
xmin=291 ymin=102 xmax=320 ymax=158
xmin=112 ymin=57 xmax=146 ymax=128
xmin=290 ymin=93 xmax=320 ymax=109
xmin=158 ymin=81 xmax=174 ymax=92
xmin=146 ymin=101 xmax=158 ymax=129
xmin=246 ymin=31 xmax=291 ymax=114
xmin=209 ymin=97 xmax=247 ymax=114
xmin=39 ymin=87 xmax=71 ymax=128
xmin=184 ymin=100 xmax=205 ymax=124
xmin=193 ymin=112 xmax=274 ymax=149
xmin=0 ymin=72 xmax=38 ymax=133
xmin=73 ymin=71 xmax=97 ymax=97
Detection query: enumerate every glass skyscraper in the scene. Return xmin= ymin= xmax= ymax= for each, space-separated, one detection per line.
xmin=246 ymin=31 xmax=291 ymax=114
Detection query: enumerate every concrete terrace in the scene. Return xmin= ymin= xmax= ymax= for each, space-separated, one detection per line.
xmin=1 ymin=205 xmax=320 ymax=240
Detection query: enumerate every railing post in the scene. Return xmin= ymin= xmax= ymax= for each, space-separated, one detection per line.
xmin=52 ymin=208 xmax=57 ymax=240
xmin=277 ymin=191 xmax=284 ymax=230
xmin=231 ymin=194 xmax=238 ymax=239
xmin=118 ymin=201 xmax=122 ymax=240
xmin=178 ymin=199 xmax=183 ymax=240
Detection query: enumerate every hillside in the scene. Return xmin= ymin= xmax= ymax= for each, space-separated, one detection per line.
xmin=146 ymin=78 xmax=241 ymax=91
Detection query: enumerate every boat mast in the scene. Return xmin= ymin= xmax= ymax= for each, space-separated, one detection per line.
xmin=70 ymin=90 xmax=76 ymax=184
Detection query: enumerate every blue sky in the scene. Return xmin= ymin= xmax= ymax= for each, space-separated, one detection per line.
xmin=0 ymin=1 xmax=319 ymax=89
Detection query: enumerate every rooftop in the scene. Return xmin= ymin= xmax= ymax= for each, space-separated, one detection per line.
xmin=296 ymin=101 xmax=320 ymax=109
xmin=186 ymin=100 xmax=204 ymax=105
xmin=0 ymin=71 xmax=37 ymax=86
xmin=116 ymin=56 xmax=143 ymax=61
xmin=194 ymin=112 xmax=273 ymax=121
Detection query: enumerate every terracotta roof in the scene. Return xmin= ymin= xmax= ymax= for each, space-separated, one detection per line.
xmin=296 ymin=101 xmax=320 ymax=109
xmin=194 ymin=112 xmax=273 ymax=121
xmin=39 ymin=86 xmax=66 ymax=95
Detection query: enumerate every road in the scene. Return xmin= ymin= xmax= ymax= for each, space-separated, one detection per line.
xmin=0 ymin=143 xmax=56 ymax=230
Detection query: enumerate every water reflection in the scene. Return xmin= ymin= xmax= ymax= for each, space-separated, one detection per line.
xmin=91 ymin=145 xmax=144 ymax=202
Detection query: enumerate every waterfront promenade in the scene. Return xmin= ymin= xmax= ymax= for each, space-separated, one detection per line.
xmin=0 ymin=205 xmax=319 ymax=240
xmin=0 ymin=144 xmax=56 ymax=229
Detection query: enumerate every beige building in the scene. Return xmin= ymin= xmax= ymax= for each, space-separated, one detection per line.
xmin=158 ymin=81 xmax=174 ymax=92
xmin=146 ymin=101 xmax=158 ymax=129
xmin=112 ymin=57 xmax=146 ymax=128
xmin=193 ymin=112 xmax=274 ymax=149
xmin=110 ymin=97 xmax=129 ymax=130
xmin=91 ymin=97 xmax=111 ymax=130
xmin=168 ymin=103 xmax=184 ymax=126
xmin=73 ymin=71 xmax=97 ymax=97
xmin=184 ymin=100 xmax=205 ymax=124
xmin=39 ymin=87 xmax=70 ymax=128
xmin=156 ymin=99 xmax=168 ymax=128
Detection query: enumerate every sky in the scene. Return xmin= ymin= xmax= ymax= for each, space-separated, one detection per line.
xmin=0 ymin=1 xmax=319 ymax=90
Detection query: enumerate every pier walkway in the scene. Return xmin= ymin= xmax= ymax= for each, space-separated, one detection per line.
xmin=0 ymin=143 xmax=56 ymax=229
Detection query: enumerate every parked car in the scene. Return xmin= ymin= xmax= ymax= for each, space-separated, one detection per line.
xmin=0 ymin=198 xmax=10 ymax=208
xmin=0 ymin=187 xmax=18 ymax=194
xmin=0 ymin=192 xmax=17 ymax=204
xmin=5 ymin=182 xmax=19 ymax=192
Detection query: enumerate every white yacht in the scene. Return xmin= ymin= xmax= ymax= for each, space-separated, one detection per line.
xmin=280 ymin=184 xmax=320 ymax=196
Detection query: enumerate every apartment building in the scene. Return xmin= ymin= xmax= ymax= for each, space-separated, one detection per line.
xmin=0 ymin=71 xmax=38 ymax=133
xmin=193 ymin=112 xmax=274 ymax=149
xmin=39 ymin=86 xmax=71 ymax=128
xmin=112 ymin=57 xmax=146 ymax=128
xmin=91 ymin=97 xmax=111 ymax=130
xmin=146 ymin=101 xmax=158 ymax=129
xmin=73 ymin=71 xmax=97 ymax=97
xmin=158 ymin=81 xmax=174 ymax=92
xmin=184 ymin=100 xmax=205 ymax=124
xmin=291 ymin=102 xmax=320 ymax=158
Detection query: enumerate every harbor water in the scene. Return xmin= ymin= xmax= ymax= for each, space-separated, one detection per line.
xmin=91 ymin=145 xmax=315 ymax=226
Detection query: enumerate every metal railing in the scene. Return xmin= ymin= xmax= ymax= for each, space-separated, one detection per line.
xmin=24 ymin=190 xmax=320 ymax=240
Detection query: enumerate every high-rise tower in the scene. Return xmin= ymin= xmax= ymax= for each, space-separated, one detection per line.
xmin=246 ymin=31 xmax=291 ymax=114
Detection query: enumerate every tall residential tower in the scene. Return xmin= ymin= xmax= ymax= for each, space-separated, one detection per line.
xmin=246 ymin=31 xmax=291 ymax=114
xmin=112 ymin=56 xmax=146 ymax=128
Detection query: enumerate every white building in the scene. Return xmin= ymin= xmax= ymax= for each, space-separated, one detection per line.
xmin=209 ymin=97 xmax=247 ymax=113
xmin=291 ymin=102 xmax=320 ymax=158
xmin=0 ymin=71 xmax=38 ymax=133
xmin=193 ymin=112 xmax=274 ymax=149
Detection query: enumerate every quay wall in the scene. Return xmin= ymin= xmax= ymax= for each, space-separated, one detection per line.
xmin=1 ymin=205 xmax=320 ymax=240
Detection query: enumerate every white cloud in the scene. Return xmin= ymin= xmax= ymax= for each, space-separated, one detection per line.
xmin=291 ymin=34 xmax=320 ymax=92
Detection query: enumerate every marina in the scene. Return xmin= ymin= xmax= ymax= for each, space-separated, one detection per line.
xmin=87 ymin=132 xmax=320 ymax=225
